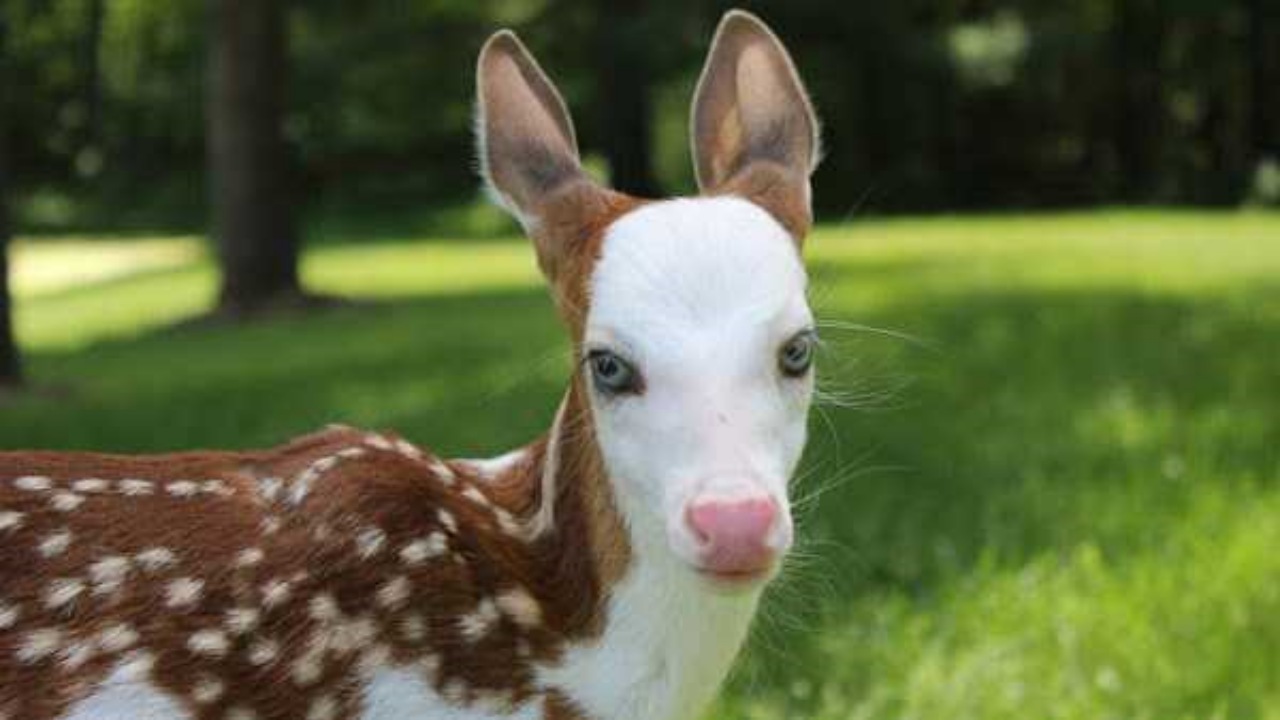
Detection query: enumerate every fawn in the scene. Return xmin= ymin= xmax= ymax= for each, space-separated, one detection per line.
xmin=0 ymin=9 xmax=821 ymax=720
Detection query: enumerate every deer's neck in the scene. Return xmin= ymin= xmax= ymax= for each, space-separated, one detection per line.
xmin=511 ymin=380 xmax=762 ymax=720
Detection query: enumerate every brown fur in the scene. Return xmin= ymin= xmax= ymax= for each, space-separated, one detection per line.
xmin=0 ymin=420 xmax=619 ymax=719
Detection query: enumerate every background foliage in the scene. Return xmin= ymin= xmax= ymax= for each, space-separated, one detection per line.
xmin=5 ymin=0 xmax=1279 ymax=233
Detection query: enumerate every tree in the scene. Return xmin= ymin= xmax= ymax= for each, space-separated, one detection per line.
xmin=207 ymin=0 xmax=303 ymax=317
xmin=0 ymin=12 xmax=21 ymax=388
xmin=595 ymin=0 xmax=661 ymax=197
xmin=77 ymin=0 xmax=106 ymax=164
xmin=1112 ymin=0 xmax=1167 ymax=202
xmin=1248 ymin=0 xmax=1278 ymax=165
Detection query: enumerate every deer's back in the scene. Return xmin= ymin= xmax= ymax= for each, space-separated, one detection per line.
xmin=0 ymin=427 xmax=579 ymax=720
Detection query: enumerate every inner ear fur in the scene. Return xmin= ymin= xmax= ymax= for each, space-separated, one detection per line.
xmin=476 ymin=30 xmax=622 ymax=283
xmin=691 ymin=10 xmax=821 ymax=240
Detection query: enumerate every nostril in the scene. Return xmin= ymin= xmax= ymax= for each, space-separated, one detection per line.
xmin=686 ymin=496 xmax=779 ymax=548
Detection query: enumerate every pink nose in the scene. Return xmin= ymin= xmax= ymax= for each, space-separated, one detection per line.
xmin=685 ymin=496 xmax=780 ymax=575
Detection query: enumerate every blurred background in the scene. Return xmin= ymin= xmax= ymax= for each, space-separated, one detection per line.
xmin=1 ymin=1 xmax=1278 ymax=718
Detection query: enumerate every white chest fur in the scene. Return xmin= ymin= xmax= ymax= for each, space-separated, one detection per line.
xmin=543 ymin=536 xmax=761 ymax=720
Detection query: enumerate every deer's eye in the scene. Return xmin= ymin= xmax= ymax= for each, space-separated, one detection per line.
xmin=588 ymin=350 xmax=642 ymax=395
xmin=779 ymin=331 xmax=816 ymax=377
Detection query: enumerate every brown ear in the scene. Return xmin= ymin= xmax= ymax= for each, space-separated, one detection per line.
xmin=476 ymin=31 xmax=616 ymax=279
xmin=691 ymin=11 xmax=820 ymax=240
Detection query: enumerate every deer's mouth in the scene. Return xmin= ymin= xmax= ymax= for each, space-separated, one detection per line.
xmin=695 ymin=563 xmax=778 ymax=591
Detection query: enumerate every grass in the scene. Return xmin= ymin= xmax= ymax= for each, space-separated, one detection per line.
xmin=4 ymin=209 xmax=1279 ymax=719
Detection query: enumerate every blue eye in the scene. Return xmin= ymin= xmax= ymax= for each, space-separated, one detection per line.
xmin=779 ymin=331 xmax=816 ymax=377
xmin=588 ymin=350 xmax=642 ymax=395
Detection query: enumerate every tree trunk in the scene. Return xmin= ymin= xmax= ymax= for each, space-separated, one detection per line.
xmin=1248 ymin=0 xmax=1278 ymax=163
xmin=207 ymin=0 xmax=302 ymax=317
xmin=596 ymin=0 xmax=661 ymax=197
xmin=79 ymin=0 xmax=105 ymax=152
xmin=0 ymin=14 xmax=22 ymax=388
xmin=1112 ymin=0 xmax=1165 ymax=202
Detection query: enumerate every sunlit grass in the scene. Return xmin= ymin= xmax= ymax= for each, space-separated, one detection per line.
xmin=4 ymin=208 xmax=1279 ymax=719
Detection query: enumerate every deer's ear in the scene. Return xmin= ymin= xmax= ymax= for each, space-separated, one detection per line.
xmin=476 ymin=30 xmax=614 ymax=278
xmin=691 ymin=11 xmax=820 ymax=240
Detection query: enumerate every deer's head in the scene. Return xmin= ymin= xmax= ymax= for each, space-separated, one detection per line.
xmin=476 ymin=11 xmax=819 ymax=591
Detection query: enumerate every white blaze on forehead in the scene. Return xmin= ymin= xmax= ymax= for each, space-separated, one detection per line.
xmin=583 ymin=195 xmax=812 ymax=576
xmin=589 ymin=196 xmax=808 ymax=346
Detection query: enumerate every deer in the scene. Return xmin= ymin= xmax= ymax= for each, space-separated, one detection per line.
xmin=0 ymin=9 xmax=821 ymax=720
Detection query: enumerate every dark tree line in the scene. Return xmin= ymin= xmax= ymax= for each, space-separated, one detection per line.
xmin=1 ymin=0 xmax=1278 ymax=388
xmin=1 ymin=10 xmax=19 ymax=388
xmin=7 ymin=0 xmax=1276 ymax=219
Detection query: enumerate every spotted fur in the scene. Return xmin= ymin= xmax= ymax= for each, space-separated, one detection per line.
xmin=1 ymin=9 xmax=821 ymax=720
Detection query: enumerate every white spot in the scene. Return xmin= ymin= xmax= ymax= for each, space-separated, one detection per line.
xmin=428 ymin=459 xmax=456 ymax=486
xmin=38 ymin=530 xmax=72 ymax=557
xmin=376 ymin=576 xmax=411 ymax=609
xmin=460 ymin=449 xmax=527 ymax=481
xmin=0 ymin=603 xmax=19 ymax=629
xmin=364 ymin=434 xmax=394 ymax=451
xmin=165 ymin=577 xmax=204 ymax=609
xmin=438 ymin=509 xmax=458 ymax=534
xmin=399 ymin=533 xmax=447 ymax=566
xmin=496 ymin=587 xmax=542 ymax=629
xmin=312 ymin=456 xmax=339 ymax=473
xmin=338 ymin=447 xmax=367 ymax=459
xmin=51 ymin=491 xmax=86 ymax=512
xmin=202 ymin=479 xmax=233 ymax=497
xmin=88 ymin=556 xmax=131 ymax=595
xmin=330 ymin=616 xmax=377 ymax=655
xmin=262 ymin=579 xmax=292 ymax=608
xmin=97 ymin=623 xmax=139 ymax=653
xmin=289 ymin=469 xmax=319 ymax=506
xmin=60 ymin=640 xmax=96 ymax=670
xmin=13 ymin=476 xmax=53 ymax=492
xmin=226 ymin=607 xmax=260 ymax=635
xmin=17 ymin=628 xmax=62 ymax=663
xmin=258 ymin=477 xmax=284 ymax=502
xmin=136 ymin=547 xmax=177 ymax=571
xmin=356 ymin=527 xmax=387 ymax=559
xmin=192 ymin=675 xmax=225 ymax=704
xmin=117 ymin=478 xmax=154 ymax=496
xmin=400 ymin=614 xmax=426 ymax=642
xmin=308 ymin=694 xmax=338 ymax=720
xmin=261 ymin=516 xmax=283 ymax=535
xmin=309 ymin=594 xmax=341 ymax=623
xmin=458 ymin=598 xmax=500 ymax=641
xmin=167 ymin=480 xmax=200 ymax=497
xmin=495 ymin=507 xmax=522 ymax=536
xmin=72 ymin=478 xmax=110 ymax=493
xmin=234 ymin=547 xmax=265 ymax=568
xmin=247 ymin=639 xmax=279 ymax=666
xmin=291 ymin=649 xmax=325 ymax=686
xmin=394 ymin=439 xmax=424 ymax=459
xmin=462 ymin=486 xmax=490 ymax=507
xmin=187 ymin=629 xmax=229 ymax=657
xmin=0 ymin=511 xmax=23 ymax=533
xmin=45 ymin=577 xmax=87 ymax=610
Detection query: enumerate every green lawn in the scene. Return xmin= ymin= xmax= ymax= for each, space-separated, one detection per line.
xmin=4 ymin=210 xmax=1279 ymax=719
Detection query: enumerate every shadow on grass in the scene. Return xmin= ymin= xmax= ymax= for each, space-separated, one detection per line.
xmin=2 ymin=275 xmax=1278 ymax=713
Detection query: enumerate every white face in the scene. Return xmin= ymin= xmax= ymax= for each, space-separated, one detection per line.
xmin=583 ymin=196 xmax=814 ymax=590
